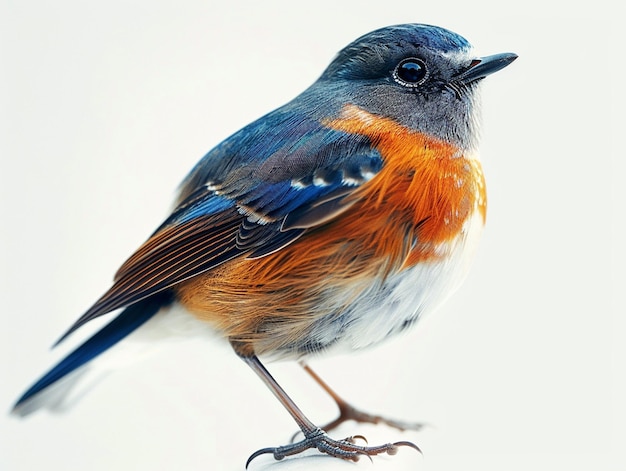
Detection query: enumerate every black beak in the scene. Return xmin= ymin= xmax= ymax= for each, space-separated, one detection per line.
xmin=456 ymin=52 xmax=518 ymax=84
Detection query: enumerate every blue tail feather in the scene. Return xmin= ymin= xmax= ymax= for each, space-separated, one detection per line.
xmin=12 ymin=292 xmax=173 ymax=415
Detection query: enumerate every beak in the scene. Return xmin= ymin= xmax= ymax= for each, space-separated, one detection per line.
xmin=456 ymin=52 xmax=518 ymax=84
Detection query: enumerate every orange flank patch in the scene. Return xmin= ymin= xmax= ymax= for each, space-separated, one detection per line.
xmin=176 ymin=104 xmax=486 ymax=354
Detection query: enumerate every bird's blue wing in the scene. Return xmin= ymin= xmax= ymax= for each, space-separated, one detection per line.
xmin=57 ymin=110 xmax=383 ymax=341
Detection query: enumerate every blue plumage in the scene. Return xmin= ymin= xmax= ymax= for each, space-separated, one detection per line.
xmin=166 ymin=192 xmax=235 ymax=226
xmin=13 ymin=292 xmax=173 ymax=415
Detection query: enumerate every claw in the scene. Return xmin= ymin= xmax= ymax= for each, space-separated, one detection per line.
xmin=358 ymin=450 xmax=373 ymax=464
xmin=350 ymin=434 xmax=368 ymax=444
xmin=391 ymin=440 xmax=423 ymax=456
xmin=245 ymin=447 xmax=277 ymax=468
xmin=288 ymin=429 xmax=302 ymax=444
xmin=245 ymin=430 xmax=421 ymax=467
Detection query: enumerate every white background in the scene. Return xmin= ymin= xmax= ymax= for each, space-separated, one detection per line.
xmin=1 ymin=1 xmax=621 ymax=470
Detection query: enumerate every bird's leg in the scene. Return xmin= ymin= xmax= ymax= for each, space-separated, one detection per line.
xmin=300 ymin=362 xmax=427 ymax=433
xmin=235 ymin=351 xmax=419 ymax=467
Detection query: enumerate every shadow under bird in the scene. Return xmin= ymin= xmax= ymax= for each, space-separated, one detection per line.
xmin=12 ymin=23 xmax=516 ymax=466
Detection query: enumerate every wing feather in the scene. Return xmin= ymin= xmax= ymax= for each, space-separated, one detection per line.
xmin=56 ymin=110 xmax=384 ymax=344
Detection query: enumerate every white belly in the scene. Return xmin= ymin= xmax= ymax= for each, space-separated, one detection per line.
xmin=304 ymin=209 xmax=485 ymax=356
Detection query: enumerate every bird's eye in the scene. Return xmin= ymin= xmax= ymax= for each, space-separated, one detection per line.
xmin=394 ymin=58 xmax=428 ymax=87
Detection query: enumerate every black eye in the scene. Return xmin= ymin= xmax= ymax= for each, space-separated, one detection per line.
xmin=394 ymin=58 xmax=427 ymax=86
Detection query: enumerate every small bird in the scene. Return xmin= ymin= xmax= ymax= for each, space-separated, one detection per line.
xmin=12 ymin=23 xmax=516 ymax=465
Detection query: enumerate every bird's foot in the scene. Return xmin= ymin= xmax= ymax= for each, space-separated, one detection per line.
xmin=322 ymin=401 xmax=428 ymax=433
xmin=297 ymin=363 xmax=427 ymax=435
xmin=290 ymin=403 xmax=427 ymax=443
xmin=246 ymin=427 xmax=420 ymax=467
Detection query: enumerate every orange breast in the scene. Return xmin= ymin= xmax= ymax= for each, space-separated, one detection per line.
xmin=324 ymin=105 xmax=486 ymax=265
xmin=176 ymin=104 xmax=486 ymax=355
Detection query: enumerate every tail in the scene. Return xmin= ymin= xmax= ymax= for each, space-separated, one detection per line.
xmin=11 ymin=292 xmax=173 ymax=417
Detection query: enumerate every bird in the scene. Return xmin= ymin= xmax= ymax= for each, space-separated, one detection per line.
xmin=11 ymin=23 xmax=517 ymax=466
